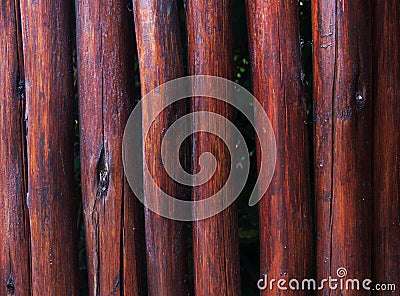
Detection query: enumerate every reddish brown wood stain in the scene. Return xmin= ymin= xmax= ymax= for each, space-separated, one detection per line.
xmin=312 ymin=0 xmax=372 ymax=295
xmin=76 ymin=0 xmax=145 ymax=295
xmin=186 ymin=0 xmax=241 ymax=295
xmin=246 ymin=1 xmax=314 ymax=295
xmin=0 ymin=1 xmax=30 ymax=295
xmin=372 ymin=0 xmax=400 ymax=294
xmin=133 ymin=0 xmax=188 ymax=295
xmin=19 ymin=0 xmax=79 ymax=294
xmin=1 ymin=0 xmax=399 ymax=294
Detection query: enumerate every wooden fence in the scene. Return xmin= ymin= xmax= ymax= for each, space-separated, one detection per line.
xmin=0 ymin=0 xmax=399 ymax=295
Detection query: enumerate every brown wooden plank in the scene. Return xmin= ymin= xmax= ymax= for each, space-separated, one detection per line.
xmin=246 ymin=1 xmax=314 ymax=295
xmin=312 ymin=0 xmax=372 ymax=295
xmin=133 ymin=0 xmax=188 ymax=295
xmin=0 ymin=0 xmax=31 ymax=294
xmin=185 ymin=0 xmax=241 ymax=295
xmin=19 ymin=0 xmax=79 ymax=294
xmin=372 ymin=0 xmax=400 ymax=293
xmin=75 ymin=0 xmax=146 ymax=295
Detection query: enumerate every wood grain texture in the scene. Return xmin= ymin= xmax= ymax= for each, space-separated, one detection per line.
xmin=246 ymin=1 xmax=314 ymax=295
xmin=133 ymin=0 xmax=188 ymax=295
xmin=186 ymin=0 xmax=241 ymax=295
xmin=312 ymin=0 xmax=372 ymax=295
xmin=372 ymin=0 xmax=400 ymax=293
xmin=76 ymin=0 xmax=146 ymax=295
xmin=19 ymin=0 xmax=79 ymax=294
xmin=0 ymin=0 xmax=30 ymax=295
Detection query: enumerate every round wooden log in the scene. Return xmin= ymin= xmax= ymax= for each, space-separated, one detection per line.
xmin=372 ymin=0 xmax=400 ymax=293
xmin=312 ymin=0 xmax=373 ymax=295
xmin=133 ymin=0 xmax=188 ymax=295
xmin=76 ymin=0 xmax=146 ymax=294
xmin=186 ymin=0 xmax=241 ymax=295
xmin=0 ymin=1 xmax=30 ymax=294
xmin=246 ymin=1 xmax=314 ymax=295
xmin=19 ymin=0 xmax=79 ymax=293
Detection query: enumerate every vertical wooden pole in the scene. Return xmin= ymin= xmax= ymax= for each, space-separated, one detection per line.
xmin=186 ymin=0 xmax=241 ymax=295
xmin=133 ymin=0 xmax=188 ymax=295
xmin=372 ymin=0 xmax=400 ymax=292
xmin=312 ymin=0 xmax=372 ymax=294
xmin=19 ymin=0 xmax=79 ymax=294
xmin=76 ymin=0 xmax=145 ymax=295
xmin=246 ymin=1 xmax=314 ymax=294
xmin=0 ymin=1 xmax=30 ymax=294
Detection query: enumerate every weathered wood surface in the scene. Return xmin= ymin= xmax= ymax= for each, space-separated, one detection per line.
xmin=1 ymin=1 xmax=399 ymax=294
xmin=372 ymin=0 xmax=400 ymax=293
xmin=312 ymin=0 xmax=372 ymax=295
xmin=246 ymin=1 xmax=314 ymax=295
xmin=0 ymin=1 xmax=30 ymax=295
xmin=186 ymin=0 xmax=241 ymax=295
xmin=19 ymin=0 xmax=79 ymax=293
xmin=76 ymin=0 xmax=145 ymax=295
xmin=133 ymin=0 xmax=188 ymax=295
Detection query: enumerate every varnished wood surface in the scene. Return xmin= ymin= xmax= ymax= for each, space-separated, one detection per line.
xmin=76 ymin=0 xmax=146 ymax=294
xmin=186 ymin=0 xmax=241 ymax=295
xmin=246 ymin=1 xmax=314 ymax=295
xmin=19 ymin=0 xmax=79 ymax=294
xmin=312 ymin=0 xmax=373 ymax=295
xmin=372 ymin=0 xmax=400 ymax=294
xmin=0 ymin=1 xmax=30 ymax=295
xmin=133 ymin=0 xmax=189 ymax=295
